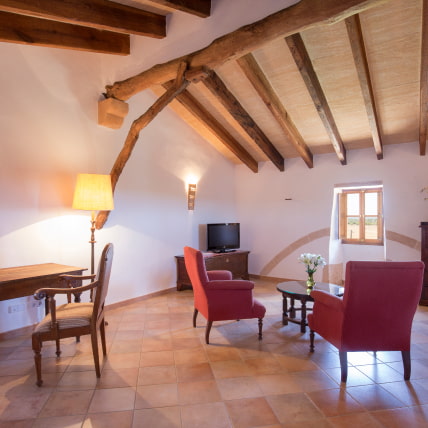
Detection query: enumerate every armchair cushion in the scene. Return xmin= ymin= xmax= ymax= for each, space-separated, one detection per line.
xmin=207 ymin=271 xmax=233 ymax=281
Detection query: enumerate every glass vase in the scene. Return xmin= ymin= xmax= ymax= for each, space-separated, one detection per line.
xmin=306 ymin=272 xmax=315 ymax=289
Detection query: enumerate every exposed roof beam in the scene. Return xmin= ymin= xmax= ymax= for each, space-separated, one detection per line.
xmin=0 ymin=0 xmax=166 ymax=38
xmin=237 ymin=53 xmax=314 ymax=168
xmin=105 ymin=0 xmax=391 ymax=101
xmin=162 ymin=83 xmax=259 ymax=172
xmin=285 ymin=33 xmax=347 ymax=165
xmin=202 ymin=70 xmax=285 ymax=171
xmin=346 ymin=14 xmax=383 ymax=159
xmin=420 ymin=0 xmax=428 ymax=156
xmin=0 ymin=10 xmax=130 ymax=55
xmin=149 ymin=0 xmax=211 ymax=18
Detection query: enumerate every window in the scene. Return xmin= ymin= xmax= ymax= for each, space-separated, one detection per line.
xmin=338 ymin=186 xmax=383 ymax=245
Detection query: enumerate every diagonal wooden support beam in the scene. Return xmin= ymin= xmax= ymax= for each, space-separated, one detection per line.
xmin=104 ymin=0 xmax=390 ymax=101
xmin=163 ymin=83 xmax=259 ymax=172
xmin=202 ymin=70 xmax=284 ymax=171
xmin=286 ymin=33 xmax=347 ymax=165
xmin=0 ymin=0 xmax=166 ymax=38
xmin=237 ymin=53 xmax=314 ymax=168
xmin=149 ymin=0 xmax=211 ymax=18
xmin=420 ymin=0 xmax=428 ymax=156
xmin=346 ymin=14 xmax=383 ymax=160
xmin=95 ymin=62 xmax=190 ymax=228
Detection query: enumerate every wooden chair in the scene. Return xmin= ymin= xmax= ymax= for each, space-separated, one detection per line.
xmin=32 ymin=243 xmax=113 ymax=386
xmin=308 ymin=260 xmax=424 ymax=382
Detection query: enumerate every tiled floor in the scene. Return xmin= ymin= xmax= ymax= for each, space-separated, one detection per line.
xmin=1 ymin=278 xmax=428 ymax=427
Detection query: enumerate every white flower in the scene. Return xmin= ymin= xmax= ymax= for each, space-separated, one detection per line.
xmin=298 ymin=252 xmax=326 ymax=274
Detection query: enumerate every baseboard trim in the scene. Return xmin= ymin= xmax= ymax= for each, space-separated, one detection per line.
xmin=249 ymin=274 xmax=297 ymax=283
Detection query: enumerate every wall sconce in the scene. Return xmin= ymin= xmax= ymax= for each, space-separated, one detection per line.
xmin=72 ymin=173 xmax=114 ymax=275
xmin=188 ymin=183 xmax=197 ymax=210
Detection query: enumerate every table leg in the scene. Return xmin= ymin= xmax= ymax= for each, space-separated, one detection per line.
xmin=282 ymin=293 xmax=288 ymax=325
xmin=300 ymin=298 xmax=307 ymax=333
xmin=289 ymin=297 xmax=296 ymax=318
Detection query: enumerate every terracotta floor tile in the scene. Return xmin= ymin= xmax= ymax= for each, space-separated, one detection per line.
xmin=225 ymin=397 xmax=279 ymax=428
xmin=139 ymin=350 xmax=175 ymax=367
xmin=0 ymin=420 xmax=35 ymax=428
xmin=308 ymin=388 xmax=365 ymax=417
xmin=370 ymin=404 xmax=428 ymax=428
xmin=355 ymin=363 xmax=404 ymax=383
xmin=210 ymin=359 xmax=252 ymax=379
xmin=289 ymin=369 xmax=338 ymax=392
xmin=88 ymin=387 xmax=136 ymax=413
xmin=102 ymin=352 xmax=140 ymax=370
xmin=217 ymin=376 xmax=263 ymax=400
xmin=135 ymin=384 xmax=178 ymax=409
xmin=275 ymin=354 xmax=319 ymax=372
xmin=178 ymin=379 xmax=221 ymax=404
xmin=83 ymin=410 xmax=133 ymax=428
xmin=205 ymin=346 xmax=242 ymax=362
xmin=133 ymin=407 xmax=181 ymax=428
xmin=256 ymin=373 xmax=302 ymax=395
xmin=96 ymin=367 xmax=139 ymax=389
xmin=39 ymin=390 xmax=93 ymax=417
xmin=57 ymin=370 xmax=98 ymax=390
xmin=380 ymin=379 xmax=428 ymax=406
xmin=176 ymin=362 xmax=214 ymax=382
xmin=138 ymin=365 xmax=176 ymax=385
xmin=327 ymin=412 xmax=387 ymax=427
xmin=32 ymin=415 xmax=84 ymax=428
xmin=346 ymin=384 xmax=406 ymax=411
xmin=173 ymin=347 xmax=208 ymax=365
xmin=181 ymin=402 xmax=232 ymax=428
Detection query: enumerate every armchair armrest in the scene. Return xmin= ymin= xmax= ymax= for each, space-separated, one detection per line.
xmin=207 ymin=270 xmax=232 ymax=281
xmin=310 ymin=290 xmax=344 ymax=312
xmin=60 ymin=274 xmax=96 ymax=282
xmin=34 ymin=280 xmax=99 ymax=300
xmin=208 ymin=280 xmax=254 ymax=290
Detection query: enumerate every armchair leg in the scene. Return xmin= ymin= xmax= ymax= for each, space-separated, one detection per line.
xmin=258 ymin=318 xmax=263 ymax=340
xmin=32 ymin=337 xmax=43 ymax=387
xmin=91 ymin=329 xmax=101 ymax=378
xmin=205 ymin=321 xmax=213 ymax=344
xmin=339 ymin=351 xmax=348 ymax=383
xmin=55 ymin=339 xmax=61 ymax=357
xmin=193 ymin=308 xmax=198 ymax=328
xmin=309 ymin=330 xmax=315 ymax=352
xmin=402 ymin=350 xmax=411 ymax=380
xmin=100 ymin=317 xmax=107 ymax=356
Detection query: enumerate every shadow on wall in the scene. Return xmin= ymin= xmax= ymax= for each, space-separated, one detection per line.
xmin=260 ymin=228 xmax=421 ymax=285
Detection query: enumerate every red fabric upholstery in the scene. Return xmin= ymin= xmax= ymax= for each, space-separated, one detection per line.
xmin=184 ymin=246 xmax=266 ymax=343
xmin=308 ymin=260 xmax=424 ymax=381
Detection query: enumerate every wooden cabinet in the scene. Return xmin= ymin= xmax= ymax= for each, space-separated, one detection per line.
xmin=420 ymin=222 xmax=428 ymax=305
xmin=175 ymin=251 xmax=250 ymax=291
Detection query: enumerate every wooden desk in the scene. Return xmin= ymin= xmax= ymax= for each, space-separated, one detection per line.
xmin=0 ymin=263 xmax=87 ymax=302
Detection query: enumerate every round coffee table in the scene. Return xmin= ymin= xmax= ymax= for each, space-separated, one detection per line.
xmin=276 ymin=281 xmax=344 ymax=333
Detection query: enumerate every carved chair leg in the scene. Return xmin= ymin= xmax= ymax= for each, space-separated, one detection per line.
xmin=339 ymin=351 xmax=348 ymax=383
xmin=205 ymin=321 xmax=213 ymax=344
xmin=309 ymin=330 xmax=315 ymax=352
xmin=91 ymin=329 xmax=101 ymax=378
xmin=193 ymin=308 xmax=198 ymax=328
xmin=55 ymin=339 xmax=61 ymax=357
xmin=32 ymin=337 xmax=43 ymax=387
xmin=258 ymin=318 xmax=263 ymax=340
xmin=402 ymin=350 xmax=411 ymax=380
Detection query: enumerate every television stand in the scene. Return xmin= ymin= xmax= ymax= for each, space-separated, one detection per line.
xmin=175 ymin=250 xmax=250 ymax=291
xmin=212 ymin=249 xmax=236 ymax=253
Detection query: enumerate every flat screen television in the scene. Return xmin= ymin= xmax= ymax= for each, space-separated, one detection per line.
xmin=207 ymin=223 xmax=240 ymax=253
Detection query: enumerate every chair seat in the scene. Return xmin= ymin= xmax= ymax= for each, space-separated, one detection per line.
xmin=34 ymin=302 xmax=93 ymax=333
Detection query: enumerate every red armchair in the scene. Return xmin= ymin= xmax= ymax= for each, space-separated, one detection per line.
xmin=183 ymin=246 xmax=266 ymax=344
xmin=308 ymin=260 xmax=424 ymax=382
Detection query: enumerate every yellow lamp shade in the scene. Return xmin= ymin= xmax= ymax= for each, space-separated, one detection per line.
xmin=72 ymin=174 xmax=114 ymax=211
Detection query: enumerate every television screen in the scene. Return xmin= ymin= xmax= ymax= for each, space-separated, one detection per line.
xmin=207 ymin=223 xmax=240 ymax=252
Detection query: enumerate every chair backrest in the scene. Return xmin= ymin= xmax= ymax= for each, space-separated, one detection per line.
xmin=92 ymin=243 xmax=114 ymax=321
xmin=342 ymin=260 xmax=424 ymax=350
xmin=183 ymin=246 xmax=210 ymax=306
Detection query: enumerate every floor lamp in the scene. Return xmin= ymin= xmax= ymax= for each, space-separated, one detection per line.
xmin=72 ymin=174 xmax=114 ymax=276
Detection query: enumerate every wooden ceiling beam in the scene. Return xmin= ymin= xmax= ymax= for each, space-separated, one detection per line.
xmin=237 ymin=53 xmax=314 ymax=168
xmin=0 ymin=0 xmax=166 ymax=38
xmin=105 ymin=0 xmax=390 ymax=101
xmin=286 ymin=33 xmax=347 ymax=165
xmin=202 ymin=70 xmax=285 ymax=171
xmin=0 ymin=10 xmax=130 ymax=55
xmin=149 ymin=0 xmax=211 ymax=18
xmin=163 ymin=83 xmax=259 ymax=172
xmin=346 ymin=14 xmax=383 ymax=160
xmin=420 ymin=0 xmax=428 ymax=156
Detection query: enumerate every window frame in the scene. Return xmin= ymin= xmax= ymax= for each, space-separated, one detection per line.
xmin=338 ymin=186 xmax=384 ymax=245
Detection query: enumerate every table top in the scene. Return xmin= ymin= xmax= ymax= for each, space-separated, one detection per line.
xmin=277 ymin=280 xmax=344 ymax=297
xmin=0 ymin=263 xmax=87 ymax=285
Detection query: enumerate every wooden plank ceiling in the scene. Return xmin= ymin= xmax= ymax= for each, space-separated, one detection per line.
xmin=1 ymin=0 xmax=426 ymax=175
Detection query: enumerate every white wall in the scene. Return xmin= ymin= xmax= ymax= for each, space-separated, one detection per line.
xmin=236 ymin=143 xmax=428 ymax=282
